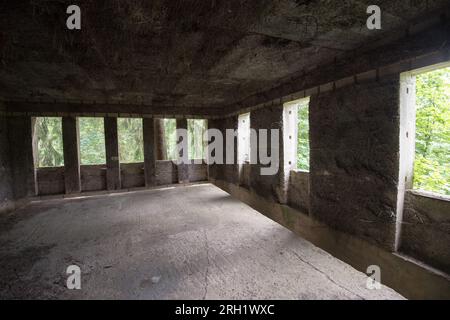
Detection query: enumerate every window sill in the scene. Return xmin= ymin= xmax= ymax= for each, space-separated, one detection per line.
xmin=291 ymin=169 xmax=310 ymax=174
xmin=407 ymin=189 xmax=450 ymax=202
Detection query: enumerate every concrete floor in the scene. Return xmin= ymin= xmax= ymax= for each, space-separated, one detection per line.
xmin=0 ymin=184 xmax=404 ymax=300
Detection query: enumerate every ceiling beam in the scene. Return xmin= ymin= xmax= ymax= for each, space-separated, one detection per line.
xmin=3 ymin=100 xmax=225 ymax=119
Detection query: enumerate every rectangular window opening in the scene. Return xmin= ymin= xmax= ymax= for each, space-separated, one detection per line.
xmin=188 ymin=119 xmax=207 ymax=160
xmin=297 ymin=97 xmax=310 ymax=171
xmin=79 ymin=117 xmax=106 ymax=165
xmin=35 ymin=117 xmax=64 ymax=168
xmin=283 ymin=97 xmax=310 ymax=172
xmin=413 ymin=65 xmax=450 ymax=196
xmin=163 ymin=119 xmax=177 ymax=160
xmin=118 ymin=118 xmax=144 ymax=164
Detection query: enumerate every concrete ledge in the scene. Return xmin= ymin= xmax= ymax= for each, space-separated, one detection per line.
xmin=30 ymin=181 xmax=210 ymax=203
xmin=400 ymin=190 xmax=450 ymax=274
xmin=211 ymin=178 xmax=450 ymax=300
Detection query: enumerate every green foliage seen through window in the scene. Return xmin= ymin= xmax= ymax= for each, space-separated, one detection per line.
xmin=297 ymin=98 xmax=310 ymax=171
xmin=79 ymin=118 xmax=106 ymax=165
xmin=414 ymin=67 xmax=450 ymax=195
xmin=188 ymin=119 xmax=207 ymax=160
xmin=118 ymin=118 xmax=144 ymax=163
xmin=163 ymin=119 xmax=177 ymax=160
xmin=36 ymin=117 xmax=64 ymax=168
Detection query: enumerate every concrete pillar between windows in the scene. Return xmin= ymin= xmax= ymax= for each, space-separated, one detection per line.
xmin=30 ymin=117 xmax=39 ymax=196
xmin=155 ymin=119 xmax=167 ymax=160
xmin=104 ymin=117 xmax=121 ymax=190
xmin=62 ymin=116 xmax=81 ymax=194
xmin=143 ymin=118 xmax=156 ymax=187
xmin=8 ymin=116 xmax=38 ymax=199
xmin=176 ymin=118 xmax=189 ymax=183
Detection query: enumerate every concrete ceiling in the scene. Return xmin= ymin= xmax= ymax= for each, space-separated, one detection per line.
xmin=0 ymin=0 xmax=448 ymax=110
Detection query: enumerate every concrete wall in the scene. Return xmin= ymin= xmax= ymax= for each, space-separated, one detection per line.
xmin=0 ymin=115 xmax=14 ymax=213
xmin=287 ymin=170 xmax=309 ymax=214
xmin=209 ymin=110 xmax=284 ymax=199
xmin=7 ymin=116 xmax=37 ymax=203
xmin=0 ymin=113 xmax=209 ymax=200
xmin=0 ymin=116 xmax=37 ymax=211
xmin=81 ymin=165 xmax=107 ymax=192
xmin=37 ymin=165 xmax=107 ymax=195
xmin=37 ymin=167 xmax=65 ymax=195
xmin=156 ymin=160 xmax=178 ymax=185
xmin=36 ymin=161 xmax=206 ymax=195
xmin=210 ymin=78 xmax=400 ymax=251
xmin=249 ymin=106 xmax=284 ymax=203
xmin=120 ymin=161 xmax=207 ymax=188
xmin=309 ymin=76 xmax=400 ymax=251
xmin=188 ymin=162 xmax=208 ymax=182
xmin=208 ymin=73 xmax=449 ymax=288
xmin=208 ymin=117 xmax=239 ymax=184
xmin=121 ymin=163 xmax=145 ymax=189
xmin=400 ymin=191 xmax=450 ymax=274
xmin=206 ymin=26 xmax=450 ymax=280
xmin=239 ymin=163 xmax=251 ymax=189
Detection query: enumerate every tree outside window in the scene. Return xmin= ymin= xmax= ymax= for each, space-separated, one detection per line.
xmin=414 ymin=67 xmax=450 ymax=195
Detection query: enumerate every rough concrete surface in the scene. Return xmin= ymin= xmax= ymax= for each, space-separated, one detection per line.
xmin=249 ymin=105 xmax=284 ymax=203
xmin=309 ymin=77 xmax=400 ymax=251
xmin=2 ymin=1 xmax=448 ymax=107
xmin=35 ymin=161 xmax=207 ymax=196
xmin=287 ymin=170 xmax=310 ymax=214
xmin=7 ymin=116 xmax=36 ymax=200
xmin=400 ymin=191 xmax=450 ymax=274
xmin=0 ymin=184 xmax=403 ymax=300
xmin=0 ymin=116 xmax=14 ymax=213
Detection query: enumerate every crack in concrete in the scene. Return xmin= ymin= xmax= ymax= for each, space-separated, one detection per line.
xmin=290 ymin=250 xmax=366 ymax=300
xmin=202 ymin=229 xmax=210 ymax=300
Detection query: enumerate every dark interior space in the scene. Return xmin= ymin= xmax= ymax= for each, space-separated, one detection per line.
xmin=0 ymin=0 xmax=449 ymax=300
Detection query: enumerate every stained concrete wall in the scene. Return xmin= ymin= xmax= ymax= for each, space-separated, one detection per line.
xmin=309 ymin=76 xmax=400 ymax=251
xmin=210 ymin=107 xmax=286 ymax=203
xmin=37 ymin=166 xmax=107 ymax=195
xmin=239 ymin=163 xmax=251 ymax=189
xmin=208 ymin=117 xmax=239 ymax=184
xmin=81 ymin=165 xmax=107 ymax=192
xmin=7 ymin=116 xmax=37 ymax=201
xmin=121 ymin=161 xmax=207 ymax=187
xmin=120 ymin=163 xmax=145 ymax=189
xmin=188 ymin=162 xmax=208 ymax=182
xmin=35 ymin=160 xmax=206 ymax=195
xmin=206 ymin=119 xmax=222 ymax=180
xmin=0 ymin=115 xmax=14 ymax=213
xmin=400 ymin=191 xmax=450 ymax=274
xmin=250 ymin=106 xmax=284 ymax=203
xmin=212 ymin=78 xmax=401 ymax=250
xmin=287 ymin=170 xmax=309 ymax=214
xmin=210 ymin=81 xmax=400 ymax=248
xmin=37 ymin=167 xmax=65 ymax=195
xmin=208 ymin=89 xmax=449 ymax=293
xmin=156 ymin=161 xmax=178 ymax=185
xmin=208 ymin=76 xmax=432 ymax=260
xmin=208 ymin=65 xmax=449 ymax=287
xmin=0 ymin=116 xmax=37 ymax=211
